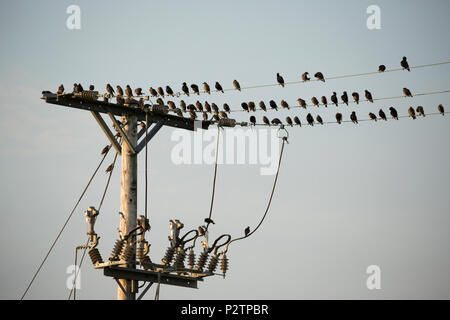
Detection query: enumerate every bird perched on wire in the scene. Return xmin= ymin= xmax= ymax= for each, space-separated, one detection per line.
xmin=350 ymin=111 xmax=358 ymax=124
xmin=175 ymin=109 xmax=183 ymax=117
xmin=89 ymin=85 xmax=95 ymax=91
xmin=401 ymin=56 xmax=410 ymax=71
xmin=125 ymin=85 xmax=133 ymax=98
xmin=378 ymin=65 xmax=386 ymax=72
xmin=149 ymin=87 xmax=158 ymax=97
xmin=211 ymin=103 xmax=219 ymax=113
xmin=166 ymin=86 xmax=174 ymax=96
xmin=57 ymin=84 xmax=64 ymax=94
xmin=438 ymin=104 xmax=445 ymax=115
xmin=259 ymin=101 xmax=267 ymax=112
xmin=204 ymin=102 xmax=211 ymax=113
xmin=286 ymin=116 xmax=293 ymax=127
xmin=244 ymin=227 xmax=250 ymax=237
xmin=314 ymin=72 xmax=325 ymax=82
xmin=336 ymin=113 xmax=342 ymax=124
xmin=106 ymin=163 xmax=114 ymax=173
xmin=116 ymin=85 xmax=124 ymax=97
xmin=116 ymin=96 xmax=125 ymax=105
xmin=204 ymin=101 xmax=211 ymax=113
xmin=182 ymin=82 xmax=190 ymax=96
xmin=321 ymin=96 xmax=328 ymax=107
xmin=276 ymin=73 xmax=285 ymax=87
xmin=306 ymin=113 xmax=314 ymax=126
xmin=212 ymin=112 xmax=220 ymax=121
xmin=301 ymin=72 xmax=310 ymax=81
xmin=250 ymin=115 xmax=256 ymax=125
xmin=269 ymin=100 xmax=278 ymax=111
xmin=379 ymin=109 xmax=387 ymax=121
xmin=248 ymin=101 xmax=256 ymax=112
xmin=72 ymin=83 xmax=79 ymax=93
xmin=195 ymin=101 xmax=203 ymax=112
xmin=204 ymin=218 xmax=215 ymax=225
xmin=76 ymin=83 xmax=84 ymax=92
xmin=202 ymin=112 xmax=208 ymax=121
xmin=198 ymin=226 xmax=205 ymax=236
xmin=293 ymin=116 xmax=301 ymax=126
xmin=241 ymin=102 xmax=249 ymax=112
xmin=352 ymin=92 xmax=359 ymax=104
xmin=191 ymin=84 xmax=200 ymax=95
xmin=156 ymin=98 xmax=164 ymax=105
xmin=215 ymin=82 xmax=224 ymax=93
xmin=408 ymin=107 xmax=416 ymax=119
xmin=389 ymin=107 xmax=398 ymax=120
xmin=200 ymin=82 xmax=209 ymax=95
xmin=316 ymin=115 xmax=324 ymax=125
xmin=416 ymin=106 xmax=425 ymax=117
xmin=331 ymin=92 xmax=338 ymax=107
xmin=179 ymin=100 xmax=187 ymax=112
xmin=365 ymin=90 xmax=374 ymax=103
xmin=297 ymin=98 xmax=307 ymax=109
xmin=223 ymin=103 xmax=231 ymax=113
xmin=369 ymin=112 xmax=377 ymax=121
xmin=271 ymin=118 xmax=282 ymax=125
xmin=263 ymin=116 xmax=270 ymax=126
xmin=100 ymin=145 xmax=110 ymax=155
xmin=311 ymin=97 xmax=319 ymax=107
xmin=403 ymin=87 xmax=413 ymax=97
xmin=281 ymin=100 xmax=290 ymax=110
xmin=157 ymin=87 xmax=165 ymax=97
xmin=219 ymin=111 xmax=228 ymax=119
xmin=168 ymin=101 xmax=176 ymax=110
xmin=106 ymin=84 xmax=115 ymax=97
xmin=233 ymin=80 xmax=241 ymax=91
xmin=341 ymin=91 xmax=349 ymax=106
xmin=134 ymin=88 xmax=142 ymax=96
xmin=189 ymin=110 xmax=197 ymax=119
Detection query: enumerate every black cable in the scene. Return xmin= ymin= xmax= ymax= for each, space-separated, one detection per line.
xmin=205 ymin=126 xmax=221 ymax=233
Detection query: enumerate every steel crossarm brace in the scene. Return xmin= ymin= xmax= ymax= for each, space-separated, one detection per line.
xmin=107 ymin=112 xmax=137 ymax=154
xmin=91 ymin=111 xmax=122 ymax=155
xmin=136 ymin=120 xmax=165 ymax=153
xmin=137 ymin=282 xmax=154 ymax=300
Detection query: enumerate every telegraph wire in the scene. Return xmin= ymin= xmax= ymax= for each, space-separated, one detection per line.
xmin=205 ymin=126 xmax=221 ymax=233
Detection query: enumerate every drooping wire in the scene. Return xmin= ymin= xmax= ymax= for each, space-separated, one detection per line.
xmin=205 ymin=126 xmax=221 ymax=233
xmin=145 ymin=112 xmax=149 ymax=219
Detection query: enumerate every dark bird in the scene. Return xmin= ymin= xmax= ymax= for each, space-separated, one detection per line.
xmin=73 ymin=83 xmax=79 ymax=93
xmin=116 ymin=96 xmax=125 ymax=105
xmin=248 ymin=101 xmax=256 ymax=112
xmin=403 ymin=87 xmax=413 ymax=97
xmin=306 ymin=113 xmax=314 ymax=126
xmin=156 ymin=98 xmax=164 ymax=105
xmin=204 ymin=101 xmax=211 ymax=113
xmin=269 ymin=100 xmax=278 ymax=111
xmin=215 ymin=82 xmax=224 ymax=93
xmin=125 ymin=85 xmax=133 ymax=98
xmin=401 ymin=56 xmax=410 ymax=71
xmin=156 ymin=87 xmax=165 ymax=97
xmin=241 ymin=102 xmax=249 ymax=112
xmin=219 ymin=111 xmax=228 ymax=119
xmin=365 ymin=90 xmax=373 ymax=103
xmin=244 ymin=226 xmax=250 ymax=237
xmin=189 ymin=110 xmax=197 ymax=119
xmin=259 ymin=101 xmax=267 ymax=112
xmin=89 ymin=85 xmax=95 ymax=91
xmin=293 ymin=116 xmax=301 ymax=126
xmin=182 ymin=82 xmax=190 ymax=96
xmin=379 ymin=109 xmax=387 ymax=121
xmin=100 ymin=145 xmax=110 ymax=155
xmin=438 ymin=104 xmax=445 ymax=115
xmin=198 ymin=226 xmax=205 ymax=236
xmin=204 ymin=218 xmax=215 ymax=225
xmin=336 ymin=112 xmax=342 ymax=124
xmin=369 ymin=112 xmax=377 ymax=121
xmin=106 ymin=163 xmax=114 ymax=173
xmin=166 ymin=86 xmax=174 ymax=96
xmin=416 ymin=106 xmax=425 ymax=117
xmin=321 ymin=96 xmax=328 ymax=107
xmin=134 ymin=88 xmax=142 ymax=96
xmin=203 ymin=82 xmax=211 ymax=94
xmin=280 ymin=100 xmax=290 ymax=110
xmin=175 ymin=109 xmax=183 ymax=117
xmin=301 ymin=72 xmax=310 ymax=81
xmin=314 ymin=72 xmax=325 ymax=82
xmin=106 ymin=84 xmax=115 ymax=97
xmin=408 ymin=107 xmax=416 ymax=119
xmin=350 ymin=111 xmax=358 ymax=124
xmin=57 ymin=84 xmax=64 ymax=94
xmin=276 ymin=73 xmax=285 ymax=87
xmin=341 ymin=91 xmax=349 ymax=106
xmin=76 ymin=83 xmax=84 ymax=92
xmin=378 ymin=65 xmax=386 ymax=72
xmin=191 ymin=84 xmax=200 ymax=95
xmin=233 ymin=80 xmax=241 ymax=91
xmin=331 ymin=92 xmax=338 ymax=106
xmin=297 ymin=98 xmax=307 ymax=109
xmin=352 ymin=92 xmax=359 ymax=104
xmin=316 ymin=115 xmax=324 ymax=125
xmin=212 ymin=112 xmax=220 ymax=121
xmin=389 ymin=107 xmax=398 ymax=120
xmin=179 ymin=100 xmax=187 ymax=112
xmin=204 ymin=102 xmax=212 ymax=113
xmin=116 ymin=85 xmax=124 ymax=97
xmin=149 ymin=87 xmax=158 ymax=97
xmin=211 ymin=103 xmax=219 ymax=113
xmin=187 ymin=104 xmax=196 ymax=112
xmin=202 ymin=112 xmax=208 ymax=121
xmin=168 ymin=101 xmax=176 ymax=110
xmin=271 ymin=118 xmax=282 ymax=125
xmin=263 ymin=116 xmax=270 ymax=126
xmin=223 ymin=103 xmax=231 ymax=113
xmin=286 ymin=116 xmax=293 ymax=127
xmin=311 ymin=97 xmax=319 ymax=107
xmin=250 ymin=115 xmax=256 ymax=125
xmin=195 ymin=101 xmax=203 ymax=112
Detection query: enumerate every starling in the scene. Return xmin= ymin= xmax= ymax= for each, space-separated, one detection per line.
xmin=350 ymin=111 xmax=358 ymax=124
xmin=219 ymin=111 xmax=228 ymax=119
xmin=379 ymin=109 xmax=387 ymax=121
xmin=378 ymin=65 xmax=386 ymax=72
xmin=166 ymin=86 xmax=174 ymax=96
xmin=321 ymin=96 xmax=328 ymax=107
xmin=149 ymin=87 xmax=158 ymax=97
xmin=259 ymin=101 xmax=267 ymax=112
xmin=156 ymin=98 xmax=164 ymax=105
xmin=314 ymin=72 xmax=325 ymax=82
xmin=301 ymin=72 xmax=310 ymax=81
xmin=250 ymin=115 xmax=256 ymax=125
xmin=189 ymin=110 xmax=197 ymax=119
xmin=286 ymin=116 xmax=293 ymax=127
xmin=311 ymin=97 xmax=319 ymax=107
xmin=106 ymin=163 xmax=114 ymax=173
xmin=331 ymin=92 xmax=338 ymax=107
xmin=233 ymin=80 xmax=241 ymax=91
xmin=191 ymin=84 xmax=200 ymax=95
xmin=77 ymin=83 xmax=84 ymax=92
xmin=212 ymin=112 xmax=220 ymax=121
xmin=100 ymin=145 xmax=110 ymax=155
xmin=336 ymin=112 xmax=342 ymax=124
xmin=202 ymin=112 xmax=208 ymax=121
xmin=73 ymin=83 xmax=78 ymax=93
xmin=403 ymin=87 xmax=413 ymax=97
xmin=438 ymin=104 xmax=445 ymax=115
xmin=408 ymin=107 xmax=416 ymax=119
xmin=416 ymin=106 xmax=425 ymax=117
xmin=116 ymin=96 xmax=125 ymax=105
xmin=248 ymin=101 xmax=256 ymax=112
xmin=182 ymin=82 xmax=190 ymax=96
xmin=204 ymin=102 xmax=212 ymax=113
xmin=271 ymin=118 xmax=282 ymax=125
xmin=134 ymin=88 xmax=142 ymax=96
xmin=175 ymin=109 xmax=183 ymax=117
xmin=157 ymin=87 xmax=165 ymax=97
xmin=179 ymin=100 xmax=187 ymax=112
xmin=293 ymin=116 xmax=301 ymax=126
xmin=211 ymin=103 xmax=219 ymax=113
xmin=276 ymin=73 xmax=285 ymax=87
xmin=297 ymin=98 xmax=307 ymax=109
xmin=316 ymin=115 xmax=324 ymax=125
xmin=389 ymin=107 xmax=398 ymax=120
xmin=365 ymin=90 xmax=373 ymax=103
xmin=57 ymin=84 xmax=64 ymax=94
xmin=203 ymin=82 xmax=210 ymax=94
xmin=125 ymin=85 xmax=133 ymax=98
xmin=352 ymin=92 xmax=359 ymax=104
xmin=204 ymin=218 xmax=215 ymax=225
xmin=204 ymin=101 xmax=211 ymax=113
xmin=263 ymin=116 xmax=270 ymax=126
xmin=89 ymin=85 xmax=95 ymax=91
xmin=168 ymin=101 xmax=176 ymax=110
xmin=341 ymin=91 xmax=349 ymax=106
xmin=116 ymin=85 xmax=124 ymax=97
xmin=223 ymin=103 xmax=231 ymax=113
xmin=241 ymin=102 xmax=249 ymax=112
xmin=198 ymin=226 xmax=205 ymax=236
xmin=106 ymin=84 xmax=115 ymax=97
xmin=369 ymin=112 xmax=377 ymax=121
xmin=306 ymin=113 xmax=314 ymax=126
xmin=195 ymin=101 xmax=203 ymax=112
xmin=215 ymin=82 xmax=224 ymax=93
xmin=401 ymin=56 xmax=410 ymax=71
xmin=280 ymin=100 xmax=290 ymax=109
xmin=244 ymin=226 xmax=250 ymax=237
xmin=269 ymin=100 xmax=278 ymax=111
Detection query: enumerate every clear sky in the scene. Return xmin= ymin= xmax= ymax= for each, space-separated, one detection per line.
xmin=1 ymin=0 xmax=450 ymax=299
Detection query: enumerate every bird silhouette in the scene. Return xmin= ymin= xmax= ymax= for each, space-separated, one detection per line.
xmin=203 ymin=82 xmax=211 ymax=94
xmin=271 ymin=118 xmax=282 ymax=125
xmin=89 ymin=85 xmax=95 ymax=91
xmin=179 ymin=100 xmax=187 ymax=112
xmin=244 ymin=227 xmax=250 ymax=237
xmin=269 ymin=100 xmax=278 ymax=111
xmin=182 ymin=82 xmax=190 ymax=96
xmin=187 ymin=104 xmax=196 ymax=112
xmin=297 ymin=98 xmax=307 ymax=109
xmin=408 ymin=107 xmax=416 ymax=119
xmin=233 ymin=80 xmax=241 ymax=91
xmin=416 ymin=106 xmax=425 ymax=117
xmin=166 ymin=86 xmax=174 ymax=96
xmin=336 ymin=113 xmax=342 ymax=124
xmin=191 ymin=84 xmax=200 ymax=95
xmin=189 ymin=110 xmax=197 ymax=119
xmin=316 ymin=115 xmax=324 ymax=125
xmin=241 ymin=102 xmax=249 ymax=112
xmin=314 ymin=72 xmax=325 ymax=82
xmin=223 ymin=103 xmax=231 ymax=113
xmin=168 ymin=101 xmax=176 ymax=110
xmin=125 ymin=85 xmax=133 ymax=98
xmin=341 ymin=91 xmax=349 ymax=105
xmin=259 ymin=101 xmax=267 ymax=112
xmin=389 ymin=107 xmax=398 ymax=120
xmin=116 ymin=85 xmax=124 ymax=97
xmin=57 ymin=84 xmax=64 ymax=94
xmin=281 ymin=100 xmax=290 ymax=109
xmin=248 ymin=101 xmax=256 ymax=112
xmin=215 ymin=82 xmax=224 ymax=93
xmin=202 ymin=112 xmax=208 ymax=121
xmin=106 ymin=84 xmax=115 ymax=97
xmin=331 ymin=92 xmax=338 ymax=106
xmin=212 ymin=112 xmax=220 ymax=121
xmin=286 ymin=116 xmax=293 ymax=127
xmin=378 ymin=65 xmax=386 ymax=72
xmin=149 ymin=87 xmax=158 ymax=97
xmin=369 ymin=112 xmax=377 ymax=121
xmin=175 ymin=109 xmax=183 ymax=117
xmin=134 ymin=88 xmax=142 ymax=96
xmin=116 ymin=96 xmax=125 ymax=105
xmin=195 ymin=101 xmax=203 ymax=112
xmin=311 ymin=97 xmax=319 ymax=107
xmin=403 ymin=87 xmax=413 ymax=97
xmin=211 ymin=103 xmax=219 ymax=113
xmin=379 ymin=109 xmax=387 ymax=121
xmin=157 ymin=87 xmax=164 ymax=97
xmin=352 ymin=92 xmax=359 ymax=104
xmin=156 ymin=98 xmax=164 ymax=105
xmin=276 ymin=73 xmax=285 ymax=87
xmin=250 ymin=115 xmax=256 ymax=125
xmin=438 ymin=104 xmax=445 ymax=115
xmin=293 ymin=116 xmax=301 ymax=126
xmin=219 ymin=111 xmax=228 ymax=119
xmin=301 ymin=72 xmax=310 ymax=81
xmin=198 ymin=226 xmax=205 ymax=236
xmin=321 ymin=96 xmax=328 ymax=107
xmin=306 ymin=113 xmax=314 ymax=126
xmin=401 ymin=56 xmax=410 ymax=71
xmin=365 ymin=90 xmax=373 ymax=103
xmin=106 ymin=163 xmax=114 ymax=173
xmin=263 ymin=116 xmax=270 ymax=126
xmin=204 ymin=218 xmax=215 ymax=225
xmin=100 ymin=145 xmax=110 ymax=155
xmin=204 ymin=101 xmax=211 ymax=113
xmin=350 ymin=111 xmax=358 ymax=124
xmin=76 ymin=83 xmax=84 ymax=92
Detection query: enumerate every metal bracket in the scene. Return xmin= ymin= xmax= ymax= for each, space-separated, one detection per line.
xmin=91 ymin=111 xmax=122 ymax=155
xmin=137 ymin=282 xmax=153 ymax=300
xmin=135 ymin=120 xmax=165 ymax=153
xmin=107 ymin=113 xmax=137 ymax=154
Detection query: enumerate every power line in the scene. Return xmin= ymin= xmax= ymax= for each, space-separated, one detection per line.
xmin=205 ymin=126 xmax=221 ymax=233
